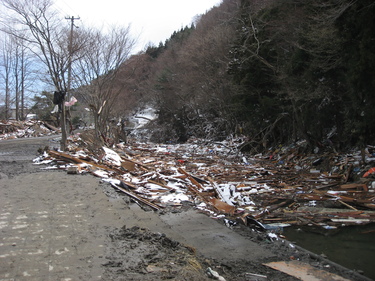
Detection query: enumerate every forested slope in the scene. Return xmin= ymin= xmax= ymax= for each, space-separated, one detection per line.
xmin=118 ymin=0 xmax=375 ymax=152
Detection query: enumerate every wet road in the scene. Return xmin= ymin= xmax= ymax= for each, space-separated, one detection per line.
xmin=0 ymin=136 xmax=276 ymax=280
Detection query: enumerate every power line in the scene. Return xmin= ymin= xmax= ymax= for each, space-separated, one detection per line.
xmin=54 ymin=0 xmax=78 ymax=18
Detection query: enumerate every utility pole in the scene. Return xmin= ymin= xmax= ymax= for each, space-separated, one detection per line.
xmin=61 ymin=16 xmax=79 ymax=151
xmin=65 ymin=16 xmax=79 ymax=97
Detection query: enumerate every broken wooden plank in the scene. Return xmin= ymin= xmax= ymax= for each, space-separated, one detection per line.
xmin=120 ymin=156 xmax=150 ymax=170
xmin=330 ymin=218 xmax=370 ymax=223
xmin=209 ymin=198 xmax=236 ymax=215
xmin=121 ymin=160 xmax=136 ymax=171
xmin=263 ymin=260 xmax=351 ymax=281
xmin=147 ymin=179 xmax=175 ymax=190
xmin=363 ymin=203 xmax=375 ymax=209
xmin=315 ymin=182 xmax=341 ymax=190
xmin=48 ymin=150 xmax=110 ymax=170
xmin=338 ymin=199 xmax=358 ymax=211
xmin=254 ymin=200 xmax=292 ymax=219
xmin=111 ymin=182 xmax=161 ymax=211
xmin=118 ymin=180 xmax=138 ymax=190
xmin=211 ymin=181 xmax=234 ymax=206
xmin=340 ymin=183 xmax=368 ymax=192
xmin=177 ymin=167 xmax=204 ymax=190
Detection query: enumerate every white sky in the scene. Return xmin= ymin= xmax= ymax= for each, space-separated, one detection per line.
xmin=54 ymin=0 xmax=222 ymax=53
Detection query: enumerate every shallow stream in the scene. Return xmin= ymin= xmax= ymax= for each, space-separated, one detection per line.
xmin=283 ymin=223 xmax=375 ymax=280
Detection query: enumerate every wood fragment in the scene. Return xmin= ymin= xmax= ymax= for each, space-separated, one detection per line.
xmin=120 ymin=156 xmax=150 ymax=170
xmin=42 ymin=138 xmax=375 ymax=228
xmin=211 ymin=181 xmax=233 ymax=206
xmin=209 ymin=198 xmax=236 ymax=215
xmin=112 ymin=183 xmax=161 ymax=210
xmin=43 ymin=122 xmax=59 ymax=132
xmin=263 ymin=260 xmax=351 ymax=281
xmin=315 ymin=182 xmax=340 ymax=190
xmin=340 ymin=183 xmax=368 ymax=192
xmin=67 ymin=166 xmax=78 ymax=174
xmin=178 ymin=168 xmax=204 ymax=190
xmin=148 ymin=180 xmax=175 ymax=190
xmin=338 ymin=200 xmax=358 ymax=211
xmin=118 ymin=180 xmax=138 ymax=190
xmin=121 ymin=160 xmax=136 ymax=171
xmin=330 ymin=218 xmax=370 ymax=223
xmin=254 ymin=200 xmax=291 ymax=219
xmin=48 ymin=150 xmax=111 ymax=171
xmin=345 ymin=164 xmax=353 ymax=183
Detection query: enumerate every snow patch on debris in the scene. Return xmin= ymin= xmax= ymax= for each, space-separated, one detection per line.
xmin=34 ymin=132 xmax=375 ymax=236
xmin=0 ymin=120 xmax=59 ymax=140
xmin=102 ymin=147 xmax=123 ymax=166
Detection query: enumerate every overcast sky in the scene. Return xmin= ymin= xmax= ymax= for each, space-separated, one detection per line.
xmin=54 ymin=0 xmax=222 ymax=52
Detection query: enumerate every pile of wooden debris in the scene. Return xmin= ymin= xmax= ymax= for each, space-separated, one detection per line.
xmin=0 ymin=120 xmax=59 ymax=140
xmin=34 ymin=131 xmax=375 ymax=231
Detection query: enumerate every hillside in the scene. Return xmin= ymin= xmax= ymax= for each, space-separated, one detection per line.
xmin=114 ymin=0 xmax=375 ymax=152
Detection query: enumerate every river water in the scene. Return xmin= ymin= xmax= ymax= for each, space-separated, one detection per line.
xmin=283 ymin=223 xmax=375 ymax=280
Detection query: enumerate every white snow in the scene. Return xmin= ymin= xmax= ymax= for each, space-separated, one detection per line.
xmin=102 ymin=147 xmax=123 ymax=166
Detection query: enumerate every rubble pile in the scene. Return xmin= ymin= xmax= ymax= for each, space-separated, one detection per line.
xmin=34 ymin=132 xmax=375 ymax=231
xmin=0 ymin=120 xmax=59 ymax=140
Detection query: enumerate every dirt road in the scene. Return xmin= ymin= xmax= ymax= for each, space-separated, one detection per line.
xmin=0 ymin=136 xmax=370 ymax=280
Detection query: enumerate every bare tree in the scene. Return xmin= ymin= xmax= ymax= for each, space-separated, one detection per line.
xmin=0 ymin=32 xmax=41 ymax=121
xmin=0 ymin=0 xmax=79 ymax=149
xmin=0 ymin=36 xmax=14 ymax=120
xmin=73 ymin=26 xmax=135 ymax=144
xmin=12 ymin=36 xmax=27 ymax=120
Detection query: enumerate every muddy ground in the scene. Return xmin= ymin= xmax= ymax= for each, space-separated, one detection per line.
xmin=0 ymin=136 xmax=371 ymax=280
